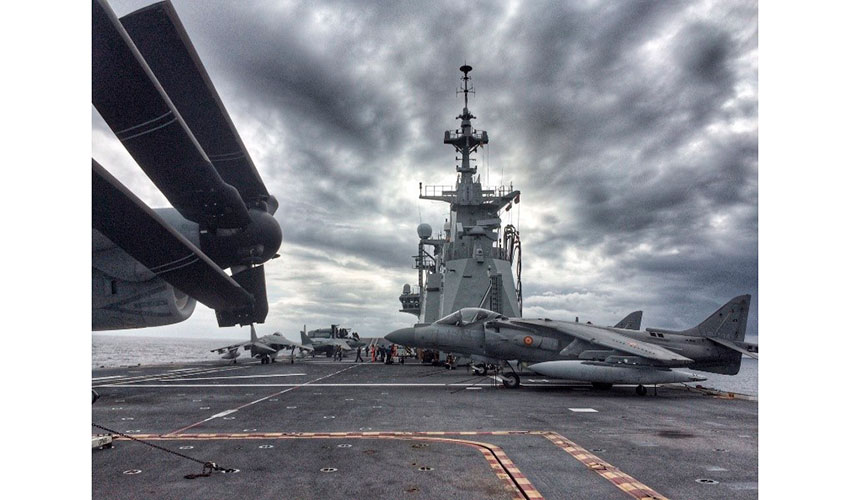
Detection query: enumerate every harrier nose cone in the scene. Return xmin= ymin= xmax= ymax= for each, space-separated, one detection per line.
xmin=386 ymin=327 xmax=415 ymax=346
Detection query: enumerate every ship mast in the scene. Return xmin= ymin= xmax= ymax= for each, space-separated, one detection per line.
xmin=445 ymin=65 xmax=488 ymax=193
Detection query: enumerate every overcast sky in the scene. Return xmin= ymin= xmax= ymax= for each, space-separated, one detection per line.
xmin=93 ymin=0 xmax=758 ymax=344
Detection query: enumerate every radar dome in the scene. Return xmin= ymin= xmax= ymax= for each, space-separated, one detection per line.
xmin=417 ymin=223 xmax=432 ymax=240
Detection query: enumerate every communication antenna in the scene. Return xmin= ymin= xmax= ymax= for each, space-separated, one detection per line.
xmin=517 ymin=193 xmax=521 ymax=231
xmin=486 ymin=142 xmax=490 ymax=186
xmin=500 ymin=143 xmax=504 ymax=186
xmin=457 ymin=63 xmax=475 ymax=106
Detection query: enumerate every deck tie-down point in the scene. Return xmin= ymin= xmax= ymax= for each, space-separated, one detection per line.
xmin=185 ymin=462 xmax=239 ymax=479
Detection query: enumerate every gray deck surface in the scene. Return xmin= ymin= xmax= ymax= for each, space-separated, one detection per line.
xmin=92 ymin=358 xmax=757 ymax=499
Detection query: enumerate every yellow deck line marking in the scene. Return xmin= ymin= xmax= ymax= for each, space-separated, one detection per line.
xmin=540 ymin=431 xmax=668 ymax=500
xmin=108 ymin=429 xmax=667 ymax=499
xmin=116 ymin=431 xmax=544 ymax=499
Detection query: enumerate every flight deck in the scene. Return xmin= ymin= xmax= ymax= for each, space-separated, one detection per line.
xmin=92 ymin=358 xmax=757 ymax=499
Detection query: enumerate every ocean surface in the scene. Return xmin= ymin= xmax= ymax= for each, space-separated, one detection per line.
xmin=684 ymin=357 xmax=758 ymax=396
xmin=93 ymin=335 xmax=243 ymax=369
xmin=92 ymin=335 xmax=758 ymax=396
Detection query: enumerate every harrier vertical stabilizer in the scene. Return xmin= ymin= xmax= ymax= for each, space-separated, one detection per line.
xmin=613 ymin=311 xmax=643 ymax=330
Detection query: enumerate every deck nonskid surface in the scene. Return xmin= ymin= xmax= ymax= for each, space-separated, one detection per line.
xmin=93 ymin=359 xmax=757 ymax=499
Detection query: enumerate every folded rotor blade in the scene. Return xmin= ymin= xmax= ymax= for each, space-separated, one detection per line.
xmin=120 ymin=1 xmax=275 ymax=214
xmin=215 ymin=265 xmax=269 ymax=327
xmin=92 ymin=158 xmax=254 ymax=313
xmin=92 ymin=0 xmax=250 ymax=228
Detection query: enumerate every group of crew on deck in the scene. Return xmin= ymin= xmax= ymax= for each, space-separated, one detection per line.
xmin=332 ymin=344 xmax=402 ymax=364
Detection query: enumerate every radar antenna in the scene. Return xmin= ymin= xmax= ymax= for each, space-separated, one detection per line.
xmin=445 ymin=65 xmax=487 ymax=180
xmin=458 ymin=64 xmax=474 ymax=108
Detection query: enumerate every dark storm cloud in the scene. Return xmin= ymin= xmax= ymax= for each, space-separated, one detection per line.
xmin=282 ymin=216 xmax=412 ymax=270
xmin=98 ymin=0 xmax=757 ymax=338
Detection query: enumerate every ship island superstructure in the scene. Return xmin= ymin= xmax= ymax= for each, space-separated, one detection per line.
xmin=399 ymin=65 xmax=523 ymax=326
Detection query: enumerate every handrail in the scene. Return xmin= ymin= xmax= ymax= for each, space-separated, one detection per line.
xmin=421 ymin=184 xmax=515 ymax=198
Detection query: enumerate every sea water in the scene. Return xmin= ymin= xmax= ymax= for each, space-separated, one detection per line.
xmin=92 ymin=335 xmax=242 ymax=369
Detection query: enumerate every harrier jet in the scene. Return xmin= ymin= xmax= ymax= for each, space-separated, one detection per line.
xmin=212 ymin=325 xmax=312 ymax=364
xmin=92 ymin=0 xmax=281 ymax=330
xmin=386 ymin=295 xmax=757 ymax=395
xmin=299 ymin=325 xmax=361 ymax=357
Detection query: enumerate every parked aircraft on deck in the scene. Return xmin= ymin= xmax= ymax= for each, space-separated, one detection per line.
xmin=212 ymin=325 xmax=311 ymax=364
xmin=387 ymin=295 xmax=757 ymax=395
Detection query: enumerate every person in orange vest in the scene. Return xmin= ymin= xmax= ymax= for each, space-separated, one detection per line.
xmin=387 ymin=344 xmax=397 ymax=365
xmin=370 ymin=344 xmax=376 ymax=362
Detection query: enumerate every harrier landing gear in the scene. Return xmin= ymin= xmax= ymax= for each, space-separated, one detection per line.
xmin=501 ymin=372 xmax=520 ymax=389
xmin=444 ymin=354 xmax=457 ymax=370
xmin=499 ymin=362 xmax=521 ymax=389
xmin=472 ymin=363 xmax=489 ymax=376
xmin=635 ymin=384 xmax=648 ymax=396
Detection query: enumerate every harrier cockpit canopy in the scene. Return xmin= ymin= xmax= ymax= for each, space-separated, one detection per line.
xmin=435 ymin=308 xmax=507 ymax=327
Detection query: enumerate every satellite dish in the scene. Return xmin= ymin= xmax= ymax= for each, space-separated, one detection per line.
xmin=417 ymin=223 xmax=432 ymax=240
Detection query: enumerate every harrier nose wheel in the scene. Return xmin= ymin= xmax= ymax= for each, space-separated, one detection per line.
xmin=501 ymin=372 xmax=520 ymax=389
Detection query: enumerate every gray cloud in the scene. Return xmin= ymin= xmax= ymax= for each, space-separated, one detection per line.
xmin=96 ymin=0 xmax=757 ymax=340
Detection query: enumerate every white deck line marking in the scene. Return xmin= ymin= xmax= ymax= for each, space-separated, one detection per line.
xmin=101 ymin=382 xmax=583 ymax=388
xmin=165 ymin=373 xmax=306 ymax=381
xmin=91 ymin=375 xmax=124 ymax=381
xmin=168 ymin=364 xmax=360 ymax=434
xmin=93 ymin=366 xmax=233 ymax=384
xmin=102 ymin=382 xmax=498 ymax=387
xmin=93 ymin=369 xmax=202 ymax=384
xmin=568 ymin=408 xmax=598 ymax=413
xmin=209 ymin=366 xmax=359 ymax=420
xmin=209 ymin=409 xmax=238 ymax=419
xmin=92 ymin=366 xmax=247 ymax=387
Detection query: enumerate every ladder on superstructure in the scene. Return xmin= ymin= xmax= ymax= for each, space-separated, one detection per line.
xmin=489 ymin=274 xmax=503 ymax=314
